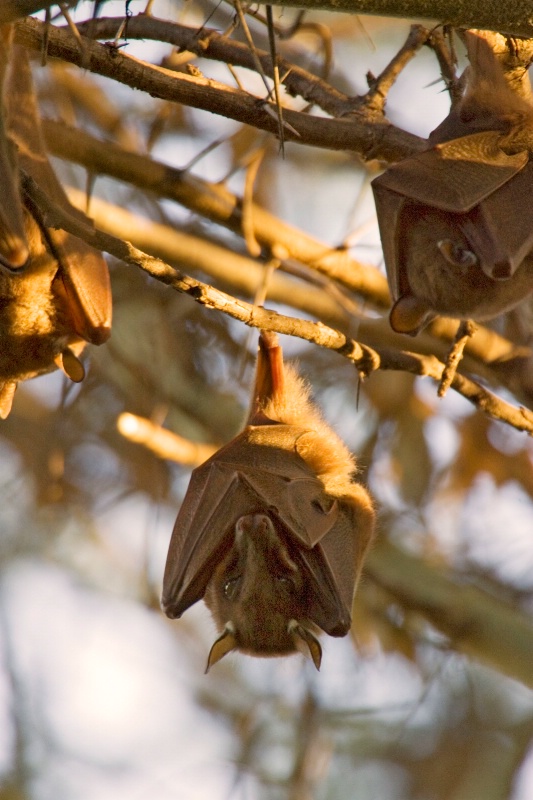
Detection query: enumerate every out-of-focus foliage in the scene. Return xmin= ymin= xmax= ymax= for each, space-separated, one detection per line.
xmin=0 ymin=2 xmax=532 ymax=799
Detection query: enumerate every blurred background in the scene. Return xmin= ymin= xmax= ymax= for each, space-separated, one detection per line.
xmin=1 ymin=1 xmax=533 ymax=798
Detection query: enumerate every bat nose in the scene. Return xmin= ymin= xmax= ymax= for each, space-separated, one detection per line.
xmin=249 ymin=513 xmax=273 ymax=532
xmin=235 ymin=513 xmax=273 ymax=539
xmin=490 ymin=261 xmax=513 ymax=280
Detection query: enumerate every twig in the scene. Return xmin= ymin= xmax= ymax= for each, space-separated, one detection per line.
xmin=265 ymin=5 xmax=285 ymax=154
xmin=438 ymin=319 xmax=477 ymax=397
xmin=58 ymin=3 xmax=86 ymax=57
xmin=117 ymin=412 xmax=217 ymax=464
xmin=233 ymin=0 xmax=271 ymax=95
xmin=363 ymin=24 xmax=431 ymax=116
xmin=425 ymin=27 xmax=461 ymax=104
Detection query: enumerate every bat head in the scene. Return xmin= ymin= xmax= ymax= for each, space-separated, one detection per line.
xmin=203 ymin=513 xmax=323 ymax=671
xmin=389 ymin=201 xmax=533 ymax=335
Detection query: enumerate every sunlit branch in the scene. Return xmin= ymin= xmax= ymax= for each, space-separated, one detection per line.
xmin=66 ymin=188 xmax=352 ymax=327
xmin=41 ymin=118 xmax=390 ymax=306
xmin=44 ymin=120 xmax=532 ymax=387
xmin=25 ymin=173 xmax=533 ymax=435
xmin=117 ymin=412 xmax=218 ymax=464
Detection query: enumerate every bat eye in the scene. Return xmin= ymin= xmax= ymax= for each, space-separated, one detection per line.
xmin=276 ymin=575 xmax=296 ymax=593
xmin=437 ymin=239 xmax=478 ymax=269
xmin=223 ymin=577 xmax=241 ymax=599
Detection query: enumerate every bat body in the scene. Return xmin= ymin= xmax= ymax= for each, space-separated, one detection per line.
xmin=162 ymin=331 xmax=375 ymax=670
xmin=372 ymin=32 xmax=533 ymax=335
xmin=0 ymin=37 xmax=111 ymax=417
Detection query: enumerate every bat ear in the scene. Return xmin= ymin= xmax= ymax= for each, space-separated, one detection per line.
xmin=389 ymin=294 xmax=436 ymax=336
xmin=0 ymin=381 xmax=17 ymax=419
xmin=288 ymin=620 xmax=322 ymax=671
xmin=205 ymin=625 xmax=237 ymax=673
xmin=54 ymin=348 xmax=86 ymax=383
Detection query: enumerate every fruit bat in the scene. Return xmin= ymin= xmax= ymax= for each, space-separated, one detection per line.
xmin=371 ymin=31 xmax=533 ymax=335
xmin=162 ymin=331 xmax=375 ymax=671
xmin=0 ymin=32 xmax=111 ymax=417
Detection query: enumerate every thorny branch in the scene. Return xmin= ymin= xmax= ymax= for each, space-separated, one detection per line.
xmin=68 ymin=14 xmax=427 ymax=121
xmin=15 ymin=16 xmax=424 ymax=161
xmin=24 ymin=173 xmax=533 ymax=435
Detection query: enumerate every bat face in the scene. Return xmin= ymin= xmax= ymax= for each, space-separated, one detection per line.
xmin=162 ymin=331 xmax=375 ymax=671
xmin=204 ymin=513 xmax=323 ymax=668
xmin=386 ymin=198 xmax=533 ymax=335
xmin=372 ymin=33 xmax=533 ymax=335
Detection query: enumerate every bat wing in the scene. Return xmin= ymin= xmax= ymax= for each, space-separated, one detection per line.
xmin=162 ymin=427 xmax=341 ymax=619
xmin=460 ymin=162 xmax=533 ymax=277
xmin=162 ymin=462 xmax=266 ymax=618
xmin=373 ymin=132 xmax=527 ymax=213
xmin=0 ymin=124 xmax=27 ymax=268
xmin=371 ymin=178 xmax=406 ymax=299
xmin=372 ymin=132 xmax=533 ymax=295
xmin=50 ymin=230 xmax=112 ymax=345
xmin=295 ymin=502 xmax=361 ymax=636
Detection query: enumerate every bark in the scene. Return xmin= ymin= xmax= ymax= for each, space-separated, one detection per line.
xmin=263 ymin=0 xmax=533 ymax=38
xmin=4 ymin=0 xmax=533 ymax=37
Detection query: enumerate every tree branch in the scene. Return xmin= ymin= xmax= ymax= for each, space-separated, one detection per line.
xmin=5 ymin=0 xmax=533 ymax=37
xmin=41 ymin=118 xmax=391 ymax=306
xmin=24 ymin=172 xmax=533 ymax=435
xmin=254 ymin=0 xmax=533 ymax=38
xmin=15 ymin=16 xmax=423 ymax=161
xmin=43 ymin=119 xmax=532 ymax=389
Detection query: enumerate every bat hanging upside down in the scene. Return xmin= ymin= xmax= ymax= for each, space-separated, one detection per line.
xmin=0 ymin=30 xmax=111 ymax=417
xmin=162 ymin=331 xmax=375 ymax=671
xmin=372 ymin=31 xmax=533 ymax=335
